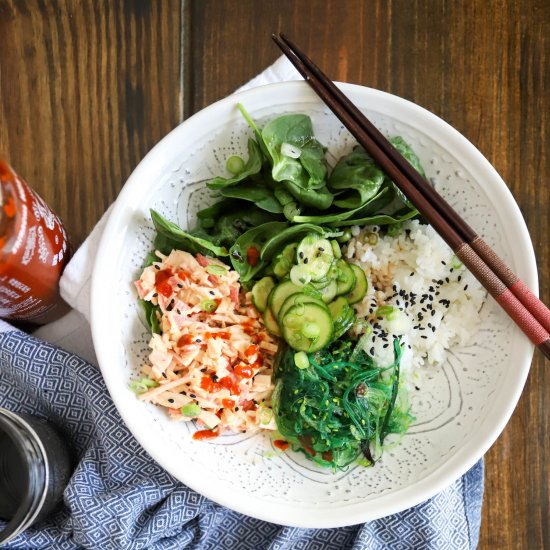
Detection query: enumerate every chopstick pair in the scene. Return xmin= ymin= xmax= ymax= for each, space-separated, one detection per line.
xmin=272 ymin=32 xmax=550 ymax=360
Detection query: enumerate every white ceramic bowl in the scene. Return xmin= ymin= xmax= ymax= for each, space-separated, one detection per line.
xmin=91 ymin=82 xmax=536 ymax=528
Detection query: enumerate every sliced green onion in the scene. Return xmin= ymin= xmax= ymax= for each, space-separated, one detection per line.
xmin=367 ymin=232 xmax=378 ymax=246
xmin=206 ymin=264 xmax=227 ymax=276
xmin=336 ymin=230 xmax=352 ymax=243
xmin=259 ymin=406 xmax=274 ymax=425
xmin=451 ymin=255 xmax=463 ymax=269
xmin=129 ymin=377 xmax=159 ymax=395
xmin=376 ymin=305 xmax=399 ymax=320
xmin=181 ymin=403 xmax=202 ymax=417
xmin=294 ymin=351 xmax=310 ymax=370
xmin=200 ymin=299 xmax=218 ymax=313
xmin=331 ymin=240 xmax=342 ymax=259
xmin=226 ymin=155 xmax=245 ymax=175
xmin=283 ymin=202 xmax=301 ymax=220
xmin=281 ymin=142 xmax=302 ymax=158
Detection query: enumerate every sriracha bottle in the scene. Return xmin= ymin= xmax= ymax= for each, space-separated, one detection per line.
xmin=0 ymin=160 xmax=71 ymax=324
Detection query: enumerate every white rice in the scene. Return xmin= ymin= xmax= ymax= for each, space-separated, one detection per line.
xmin=345 ymin=220 xmax=486 ymax=377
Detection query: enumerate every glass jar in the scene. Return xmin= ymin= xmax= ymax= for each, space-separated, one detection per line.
xmin=0 ymin=408 xmax=73 ymax=544
xmin=0 ymin=160 xmax=71 ymax=324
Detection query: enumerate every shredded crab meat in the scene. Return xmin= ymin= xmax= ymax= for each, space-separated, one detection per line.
xmin=134 ymin=249 xmax=278 ymax=436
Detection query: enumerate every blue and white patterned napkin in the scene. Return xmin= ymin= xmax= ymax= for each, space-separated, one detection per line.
xmin=0 ymin=321 xmax=483 ymax=550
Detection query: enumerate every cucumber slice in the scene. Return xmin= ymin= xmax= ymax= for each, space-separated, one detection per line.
xmin=328 ymin=296 xmax=356 ymax=340
xmin=278 ymin=292 xmax=326 ymax=321
xmin=296 ymin=234 xmax=333 ymax=281
xmin=251 ymin=276 xmax=276 ymax=313
xmin=316 ymin=279 xmax=338 ymax=303
xmin=262 ymin=308 xmax=281 ymax=336
xmin=271 ymin=242 xmax=298 ymax=279
xmin=290 ymin=264 xmax=313 ymax=286
xmin=281 ymin=303 xmax=333 ymax=352
xmin=346 ymin=264 xmax=368 ymax=304
xmin=269 ymin=280 xmax=302 ymax=319
xmin=335 ymin=259 xmax=356 ymax=296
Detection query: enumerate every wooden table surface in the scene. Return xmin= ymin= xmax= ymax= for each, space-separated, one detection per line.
xmin=1 ymin=1 xmax=548 ymax=548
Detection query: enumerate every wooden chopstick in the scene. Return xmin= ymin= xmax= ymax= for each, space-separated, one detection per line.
xmin=272 ymin=33 xmax=550 ymax=360
xmin=277 ymin=32 xmax=550 ymax=337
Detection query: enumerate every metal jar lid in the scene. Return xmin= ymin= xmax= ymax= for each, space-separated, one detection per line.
xmin=0 ymin=408 xmax=72 ymax=544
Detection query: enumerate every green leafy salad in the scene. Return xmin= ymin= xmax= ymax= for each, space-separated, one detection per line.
xmin=142 ymin=104 xmax=422 ymax=469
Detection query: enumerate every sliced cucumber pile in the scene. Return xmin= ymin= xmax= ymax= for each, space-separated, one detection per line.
xmin=251 ymin=233 xmax=369 ymax=352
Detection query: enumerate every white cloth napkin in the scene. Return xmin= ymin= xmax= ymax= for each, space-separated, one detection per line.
xmin=34 ymin=56 xmax=301 ymax=362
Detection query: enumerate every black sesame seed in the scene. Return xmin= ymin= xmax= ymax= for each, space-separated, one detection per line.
xmin=195 ymin=338 xmax=202 ymax=343
xmin=383 ymin=343 xmax=389 ymax=348
xmin=235 ymin=407 xmax=240 ymax=411
xmin=421 ymin=335 xmax=428 ymax=339
xmin=162 ymin=372 xmax=167 ymax=378
xmin=415 ymin=385 xmax=420 ymax=390
xmin=431 ymin=326 xmax=436 ymax=332
xmin=370 ymin=347 xmax=375 ymax=355
xmin=212 ymin=374 xmax=218 ymax=382
xmin=431 ymin=309 xmax=435 ymax=316
xmin=304 ymin=258 xmax=309 ymax=264
xmin=458 ymin=275 xmax=462 ymax=282
xmin=209 ymin=290 xmax=215 ymax=295
xmin=299 ymin=252 xmax=304 ymax=259
xmin=464 ymin=284 xmax=469 ymax=291
xmin=319 ymin=247 xmax=325 ymax=252
xmin=445 ymin=277 xmax=450 ymax=283
xmin=200 ymin=368 xmax=207 ymax=373
xmin=441 ymin=260 xmax=446 ymax=265
xmin=168 ymin=398 xmax=174 ymax=404
xmin=190 ymin=393 xmax=196 ymax=398
xmin=410 ymin=272 xmax=415 ymax=277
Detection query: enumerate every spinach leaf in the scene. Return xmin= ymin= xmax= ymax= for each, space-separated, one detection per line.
xmin=196 ymin=200 xmax=281 ymax=247
xmin=283 ymin=180 xmax=333 ymax=210
xmin=207 ymin=138 xmax=263 ymax=190
xmin=237 ymin=103 xmax=271 ymax=160
xmin=260 ymin=223 xmax=326 ymax=260
xmin=387 ymin=136 xmax=425 ymax=209
xmin=229 ymin=221 xmax=289 ymax=282
xmin=140 ymin=299 xmax=161 ymax=334
xmin=330 ymin=207 xmax=419 ymax=228
xmin=292 ymin=187 xmax=394 ymax=225
xmin=151 ymin=209 xmax=229 ymax=257
xmin=327 ymin=146 xmax=386 ymax=209
xmin=261 ymin=114 xmax=328 ymax=189
xmin=219 ymin=181 xmax=283 ymax=214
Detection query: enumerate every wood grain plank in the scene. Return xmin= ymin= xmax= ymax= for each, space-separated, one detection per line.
xmin=0 ymin=0 xmax=183 ymax=246
xmin=187 ymin=2 xmax=549 ymax=548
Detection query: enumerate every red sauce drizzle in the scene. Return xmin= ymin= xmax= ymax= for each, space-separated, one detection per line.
xmin=246 ymin=246 xmax=260 ymax=266
xmin=273 ymin=440 xmax=289 ymax=451
xmin=192 ymin=429 xmax=219 ymax=441
xmin=155 ymin=269 xmax=173 ymax=297
xmin=245 ymin=344 xmax=258 ymax=357
xmin=234 ymin=364 xmax=254 ymax=379
xmin=222 ymin=398 xmax=235 ymax=409
xmin=177 ymin=334 xmax=194 ymax=347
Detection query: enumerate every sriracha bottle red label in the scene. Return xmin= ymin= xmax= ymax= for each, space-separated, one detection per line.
xmin=0 ymin=161 xmax=71 ymax=324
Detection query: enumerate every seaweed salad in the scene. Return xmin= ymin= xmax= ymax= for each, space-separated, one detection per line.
xmin=272 ymin=339 xmax=413 ymax=469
